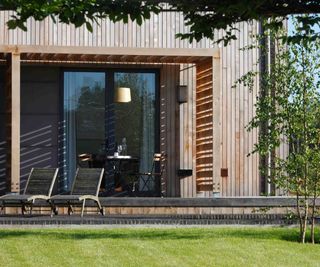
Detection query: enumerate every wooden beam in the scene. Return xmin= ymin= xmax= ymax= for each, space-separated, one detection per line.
xmin=0 ymin=46 xmax=216 ymax=64
xmin=80 ymin=54 xmax=90 ymax=61
xmin=27 ymin=53 xmax=38 ymax=60
xmin=0 ymin=45 xmax=217 ymax=60
xmin=52 ymin=53 xmax=67 ymax=61
xmin=93 ymin=55 xmax=106 ymax=61
xmin=133 ymin=55 xmax=146 ymax=62
xmin=120 ymin=55 xmax=135 ymax=62
xmin=5 ymin=52 xmax=20 ymax=193
xmin=148 ymin=55 xmax=162 ymax=63
xmin=65 ymin=54 xmax=76 ymax=61
xmin=105 ymin=55 xmax=121 ymax=62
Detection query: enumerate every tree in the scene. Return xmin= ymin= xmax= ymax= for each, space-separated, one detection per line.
xmin=246 ymin=17 xmax=320 ymax=243
xmin=77 ymin=83 xmax=105 ymax=153
xmin=0 ymin=0 xmax=320 ymax=44
xmin=114 ymin=73 xmax=145 ymax=158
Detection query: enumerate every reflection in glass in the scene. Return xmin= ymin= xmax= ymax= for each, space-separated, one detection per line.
xmin=63 ymin=72 xmax=105 ymax=189
xmin=114 ymin=72 xmax=156 ymax=191
xmin=63 ymin=71 xmax=157 ymax=194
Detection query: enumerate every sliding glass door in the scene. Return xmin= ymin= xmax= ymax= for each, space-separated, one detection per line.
xmin=114 ymin=72 xmax=156 ymax=191
xmin=63 ymin=69 xmax=158 ymax=194
xmin=63 ymin=72 xmax=105 ymax=189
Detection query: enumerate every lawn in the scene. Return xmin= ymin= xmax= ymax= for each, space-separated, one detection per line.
xmin=0 ymin=227 xmax=320 ymax=267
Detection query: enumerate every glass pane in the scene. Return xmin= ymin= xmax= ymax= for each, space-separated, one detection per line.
xmin=114 ymin=72 xmax=156 ymax=191
xmin=63 ymin=72 xmax=105 ymax=189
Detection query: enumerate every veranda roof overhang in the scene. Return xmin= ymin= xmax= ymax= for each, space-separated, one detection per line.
xmin=0 ymin=45 xmax=218 ymax=64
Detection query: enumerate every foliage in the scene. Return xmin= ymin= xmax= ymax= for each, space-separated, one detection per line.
xmin=245 ymin=17 xmax=320 ymax=243
xmin=114 ymin=73 xmax=149 ymax=157
xmin=1 ymin=228 xmax=320 ymax=266
xmin=77 ymin=82 xmax=105 ymax=154
xmin=1 ymin=0 xmax=320 ymax=44
xmin=1 ymin=0 xmax=161 ymax=32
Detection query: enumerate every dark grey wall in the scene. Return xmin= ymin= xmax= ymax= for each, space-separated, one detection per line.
xmin=0 ymin=66 xmax=60 ymax=194
xmin=0 ymin=68 xmax=5 ymax=194
xmin=20 ymin=66 xmax=60 ymax=191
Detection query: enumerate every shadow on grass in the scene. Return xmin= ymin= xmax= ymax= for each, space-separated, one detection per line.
xmin=0 ymin=227 xmax=309 ymax=243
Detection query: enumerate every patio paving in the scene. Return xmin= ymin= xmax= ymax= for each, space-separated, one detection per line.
xmin=0 ymin=213 xmax=294 ymax=226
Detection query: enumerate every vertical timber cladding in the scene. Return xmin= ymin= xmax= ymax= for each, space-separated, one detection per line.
xmin=160 ymin=64 xmax=180 ymax=197
xmin=5 ymin=52 xmax=20 ymax=193
xmin=196 ymin=59 xmax=220 ymax=195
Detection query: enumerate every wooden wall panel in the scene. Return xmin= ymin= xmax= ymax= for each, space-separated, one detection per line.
xmin=0 ymin=11 xmax=263 ymax=197
xmin=196 ymin=60 xmax=213 ymax=195
xmin=0 ymin=68 xmax=6 ymax=195
xmin=159 ymin=64 xmax=180 ymax=197
xmin=179 ymin=64 xmax=197 ymax=198
xmin=219 ymin=22 xmax=260 ymax=196
xmin=0 ymin=11 xmax=210 ymax=48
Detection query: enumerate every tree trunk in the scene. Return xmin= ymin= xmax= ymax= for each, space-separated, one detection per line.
xmin=296 ymin=194 xmax=304 ymax=242
xmin=311 ymin=216 xmax=315 ymax=244
xmin=302 ymin=214 xmax=307 ymax=243
xmin=301 ymin=200 xmax=309 ymax=244
xmin=311 ymin=190 xmax=317 ymax=244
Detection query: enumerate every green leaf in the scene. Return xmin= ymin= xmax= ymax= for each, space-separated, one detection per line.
xmin=6 ymin=20 xmax=17 ymax=29
xmin=86 ymin=21 xmax=93 ymax=32
xmin=136 ymin=15 xmax=142 ymax=26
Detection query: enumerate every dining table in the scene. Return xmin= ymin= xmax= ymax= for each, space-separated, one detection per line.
xmin=105 ymin=155 xmax=139 ymax=191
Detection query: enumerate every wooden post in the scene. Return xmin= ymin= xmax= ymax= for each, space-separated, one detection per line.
xmin=5 ymin=52 xmax=20 ymax=193
xmin=212 ymin=51 xmax=221 ymax=196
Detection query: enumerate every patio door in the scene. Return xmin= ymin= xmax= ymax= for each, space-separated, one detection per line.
xmin=63 ymin=71 xmax=106 ymax=189
xmin=112 ymin=72 xmax=157 ymax=191
xmin=62 ymin=70 xmax=158 ymax=193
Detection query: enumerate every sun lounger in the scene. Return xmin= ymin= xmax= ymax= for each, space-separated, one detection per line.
xmin=50 ymin=168 xmax=104 ymax=217
xmin=0 ymin=168 xmax=59 ymax=215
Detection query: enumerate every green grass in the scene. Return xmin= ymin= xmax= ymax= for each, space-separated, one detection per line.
xmin=0 ymin=227 xmax=320 ymax=267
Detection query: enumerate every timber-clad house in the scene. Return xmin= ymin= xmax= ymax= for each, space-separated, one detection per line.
xmin=0 ymin=10 xmax=277 ymax=200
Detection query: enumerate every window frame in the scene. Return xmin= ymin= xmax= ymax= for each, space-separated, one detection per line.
xmin=59 ymin=67 xmax=160 ymax=194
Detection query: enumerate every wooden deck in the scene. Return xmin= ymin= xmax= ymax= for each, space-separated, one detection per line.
xmin=1 ymin=197 xmax=315 ymax=218
xmin=98 ymin=197 xmax=309 ymax=207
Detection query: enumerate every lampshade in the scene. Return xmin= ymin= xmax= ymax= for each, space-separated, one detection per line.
xmin=114 ymin=87 xmax=131 ymax=103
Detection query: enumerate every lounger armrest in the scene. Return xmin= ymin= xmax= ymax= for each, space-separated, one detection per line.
xmin=26 ymin=195 xmax=50 ymax=202
xmin=78 ymin=195 xmax=99 ymax=202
